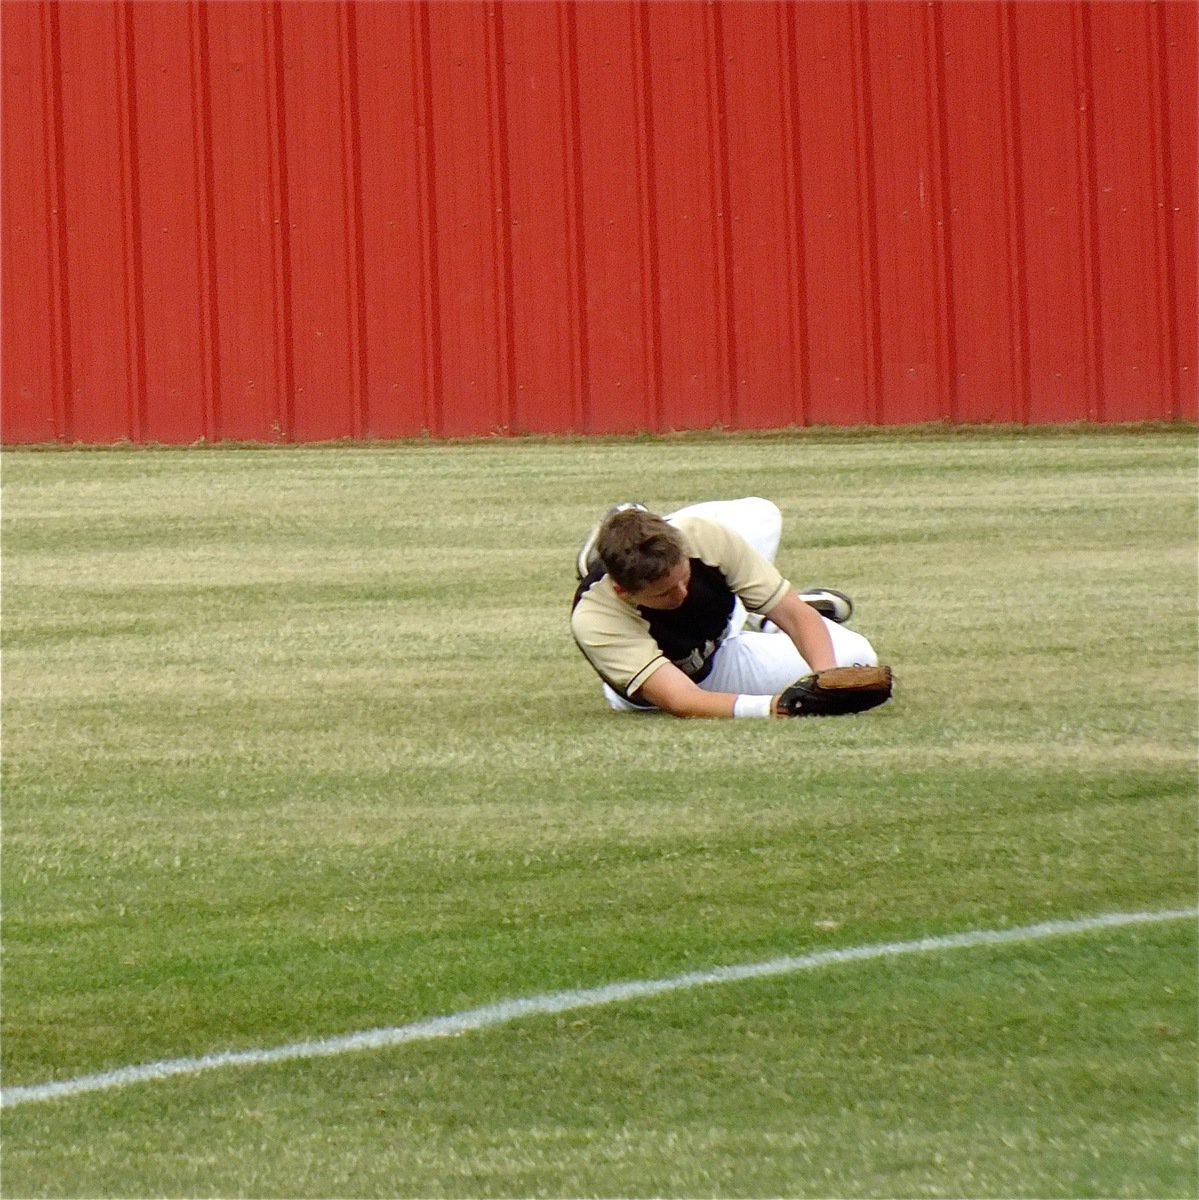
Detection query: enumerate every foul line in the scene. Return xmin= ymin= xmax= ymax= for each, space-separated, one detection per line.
xmin=4 ymin=907 xmax=1194 ymax=1109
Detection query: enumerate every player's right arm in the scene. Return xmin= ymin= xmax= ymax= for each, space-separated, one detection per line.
xmin=637 ymin=661 xmax=769 ymax=719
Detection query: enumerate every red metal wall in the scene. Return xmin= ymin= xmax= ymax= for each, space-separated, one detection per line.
xmin=3 ymin=0 xmax=1195 ymax=443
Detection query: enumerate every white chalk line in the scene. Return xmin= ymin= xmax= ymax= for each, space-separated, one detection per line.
xmin=4 ymin=907 xmax=1194 ymax=1109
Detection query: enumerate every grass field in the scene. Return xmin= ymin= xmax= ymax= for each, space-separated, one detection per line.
xmin=2 ymin=427 xmax=1196 ymax=1198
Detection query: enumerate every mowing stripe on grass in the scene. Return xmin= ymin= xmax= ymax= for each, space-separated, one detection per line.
xmin=4 ymin=907 xmax=1194 ymax=1109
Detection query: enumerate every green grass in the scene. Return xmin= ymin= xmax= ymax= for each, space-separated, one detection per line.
xmin=2 ymin=428 xmax=1196 ymax=1198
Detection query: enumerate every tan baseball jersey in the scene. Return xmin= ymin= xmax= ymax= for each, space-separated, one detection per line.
xmin=571 ymin=514 xmax=791 ymax=702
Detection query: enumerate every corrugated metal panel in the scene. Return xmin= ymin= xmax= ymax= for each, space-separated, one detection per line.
xmin=2 ymin=0 xmax=1194 ymax=443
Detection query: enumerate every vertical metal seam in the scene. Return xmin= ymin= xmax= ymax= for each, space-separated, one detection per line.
xmin=851 ymin=1 xmax=884 ymax=424
xmin=632 ymin=1 xmax=663 ymax=431
xmin=706 ymin=2 xmax=737 ymax=430
xmin=413 ymin=3 xmax=444 ymax=437
xmin=486 ymin=1 xmax=517 ymax=433
xmin=780 ymin=0 xmax=810 ymax=428
xmin=1073 ymin=0 xmax=1104 ymax=421
xmin=189 ymin=0 xmax=222 ymax=443
xmin=265 ymin=1 xmax=295 ymax=440
xmin=42 ymin=0 xmax=72 ymax=441
xmin=999 ymin=0 xmax=1032 ymax=425
xmin=559 ymin=0 xmax=590 ymax=432
xmin=116 ymin=2 xmax=146 ymax=441
xmin=925 ymin=1 xmax=958 ymax=422
xmin=1147 ymin=1 xmax=1180 ymax=419
xmin=338 ymin=0 xmax=368 ymax=439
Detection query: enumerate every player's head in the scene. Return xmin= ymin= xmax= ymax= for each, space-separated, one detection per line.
xmin=599 ymin=509 xmax=691 ymax=608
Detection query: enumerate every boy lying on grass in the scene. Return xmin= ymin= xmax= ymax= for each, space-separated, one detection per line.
xmin=571 ymin=498 xmax=892 ymax=719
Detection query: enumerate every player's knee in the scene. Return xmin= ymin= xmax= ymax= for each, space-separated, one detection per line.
xmin=834 ymin=628 xmax=878 ymax=667
xmin=742 ymin=496 xmax=781 ymax=536
xmin=733 ymin=497 xmax=781 ymax=559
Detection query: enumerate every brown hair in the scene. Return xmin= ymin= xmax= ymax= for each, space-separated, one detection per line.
xmin=597 ymin=509 xmax=687 ymax=592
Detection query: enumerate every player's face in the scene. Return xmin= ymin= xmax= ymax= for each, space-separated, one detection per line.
xmin=629 ymin=559 xmax=691 ymax=610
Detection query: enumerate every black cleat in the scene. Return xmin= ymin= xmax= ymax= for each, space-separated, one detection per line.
xmin=798 ymin=587 xmax=855 ymax=624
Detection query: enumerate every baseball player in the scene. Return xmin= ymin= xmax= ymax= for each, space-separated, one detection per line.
xmin=571 ymin=498 xmax=891 ymax=718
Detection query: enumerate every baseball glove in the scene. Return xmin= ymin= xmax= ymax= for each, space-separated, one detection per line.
xmin=776 ymin=665 xmax=893 ymax=717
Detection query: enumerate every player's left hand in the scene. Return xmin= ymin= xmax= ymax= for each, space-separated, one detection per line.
xmin=775 ymin=665 xmax=893 ymax=717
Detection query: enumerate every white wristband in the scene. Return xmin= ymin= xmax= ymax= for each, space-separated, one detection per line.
xmin=733 ymin=694 xmax=774 ymax=719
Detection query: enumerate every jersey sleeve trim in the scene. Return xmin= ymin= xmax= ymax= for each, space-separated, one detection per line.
xmin=754 ymin=577 xmax=792 ymax=615
xmin=627 ymin=654 xmax=669 ymax=698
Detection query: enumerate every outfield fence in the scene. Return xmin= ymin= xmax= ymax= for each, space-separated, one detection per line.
xmin=2 ymin=0 xmax=1195 ymax=443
